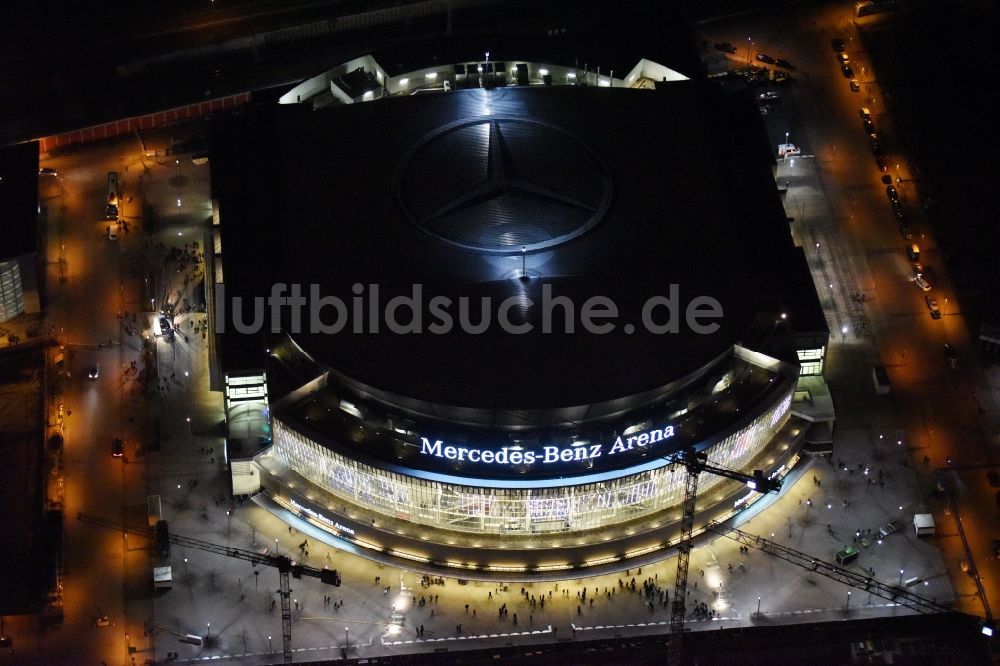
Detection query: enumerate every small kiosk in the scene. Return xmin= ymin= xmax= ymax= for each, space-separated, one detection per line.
xmin=913 ymin=513 xmax=936 ymax=536
xmin=836 ymin=546 xmax=860 ymax=566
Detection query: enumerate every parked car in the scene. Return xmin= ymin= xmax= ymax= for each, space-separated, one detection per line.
xmin=838 ymin=53 xmax=850 ymax=65
xmin=914 ymin=275 xmax=932 ymax=292
xmin=878 ymin=521 xmax=900 ymax=538
xmin=876 ymin=155 xmax=889 ymax=171
xmin=886 ymin=185 xmax=900 ymax=203
xmin=832 ymin=38 xmax=846 ymax=52
xmin=714 ymin=42 xmax=738 ymax=54
xmin=775 ymin=58 xmax=795 ymax=70
xmin=869 ymin=133 xmax=884 ymax=157
xmin=87 ymin=364 xmax=100 ymax=380
xmin=158 ymin=315 xmax=172 ymax=335
xmin=756 ymin=52 xmax=776 ymax=64
xmin=850 ymin=79 xmax=861 ymax=92
xmin=863 ymin=117 xmax=875 ymax=133
xmin=925 ymin=296 xmax=941 ymax=319
xmin=841 ymin=64 xmax=854 ymax=78
xmin=112 ymin=438 xmax=125 ymax=458
xmin=759 ymin=91 xmax=780 ymax=101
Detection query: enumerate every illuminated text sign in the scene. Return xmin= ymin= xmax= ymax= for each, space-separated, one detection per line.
xmin=419 ymin=424 xmax=675 ymax=467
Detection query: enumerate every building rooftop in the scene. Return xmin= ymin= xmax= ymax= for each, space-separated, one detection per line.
xmin=0 ymin=141 xmax=39 ymax=259
xmin=213 ymin=81 xmax=815 ymax=414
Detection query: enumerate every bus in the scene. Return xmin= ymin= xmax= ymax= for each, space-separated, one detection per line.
xmin=105 ymin=171 xmax=119 ymax=220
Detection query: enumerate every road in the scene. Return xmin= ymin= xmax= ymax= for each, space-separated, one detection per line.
xmin=698 ymin=1 xmax=999 ymax=621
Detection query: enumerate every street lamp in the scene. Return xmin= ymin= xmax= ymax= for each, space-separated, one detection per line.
xmin=846 ymin=591 xmax=851 ymax=609
xmin=747 ymin=37 xmax=752 ymax=68
xmin=899 ymin=569 xmax=904 ymax=585
xmin=756 ymin=595 xmax=761 ymax=618
xmin=268 ymin=636 xmax=273 ymax=653
xmin=520 ymin=245 xmax=527 ymax=280
xmin=345 ymin=627 xmax=350 ymax=651
xmin=841 ymin=325 xmax=848 ymax=346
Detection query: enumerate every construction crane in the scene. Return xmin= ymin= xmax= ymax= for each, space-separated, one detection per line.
xmin=666 ymin=448 xmax=783 ymax=666
xmin=77 ymin=512 xmax=341 ymax=664
xmin=705 ymin=522 xmax=956 ymax=615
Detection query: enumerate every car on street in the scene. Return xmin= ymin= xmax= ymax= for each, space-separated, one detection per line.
xmin=838 ymin=53 xmax=850 ymax=64
xmin=886 ymin=185 xmax=900 ymax=203
xmin=87 ymin=364 xmax=100 ymax=379
xmin=112 ymin=438 xmax=125 ymax=458
xmin=759 ymin=91 xmax=780 ymax=101
xmin=96 ymin=615 xmax=111 ymax=627
xmin=758 ymin=105 xmax=769 ymax=117
xmin=926 ymin=295 xmax=941 ymax=319
xmin=850 ymin=79 xmax=861 ymax=92
xmin=869 ymin=133 xmax=883 ymax=157
xmin=158 ymin=315 xmax=172 ymax=335
xmin=899 ymin=224 xmax=913 ymax=240
xmin=945 ymin=343 xmax=957 ymax=368
xmin=39 ymin=167 xmax=58 ymax=176
xmin=863 ymin=116 xmax=875 ymax=133
xmin=773 ymin=71 xmax=793 ymax=85
xmin=775 ymin=58 xmax=794 ymax=70
xmin=841 ymin=64 xmax=854 ymax=78
xmin=876 ymin=154 xmax=888 ymax=171
xmin=914 ymin=275 xmax=932 ymax=292
xmin=714 ymin=42 xmax=737 ymax=54
xmin=832 ymin=38 xmax=846 ymax=52
xmin=755 ymin=52 xmax=776 ymax=64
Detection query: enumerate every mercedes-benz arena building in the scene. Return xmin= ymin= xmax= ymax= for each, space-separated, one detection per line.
xmin=209 ymin=31 xmax=827 ymax=577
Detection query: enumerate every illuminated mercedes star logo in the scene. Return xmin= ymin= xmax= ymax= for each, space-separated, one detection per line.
xmin=396 ymin=116 xmax=612 ymax=254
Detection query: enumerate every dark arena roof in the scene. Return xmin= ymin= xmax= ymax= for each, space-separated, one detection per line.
xmin=0 ymin=141 xmax=40 ymax=259
xmin=212 ymin=81 xmax=807 ymax=419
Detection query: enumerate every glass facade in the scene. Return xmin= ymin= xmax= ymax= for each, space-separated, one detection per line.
xmin=0 ymin=260 xmax=24 ymax=323
xmin=270 ymin=388 xmax=793 ymax=536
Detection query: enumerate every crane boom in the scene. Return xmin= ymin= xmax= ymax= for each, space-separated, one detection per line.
xmin=77 ymin=512 xmax=340 ymax=663
xmin=705 ymin=522 xmax=955 ymax=615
